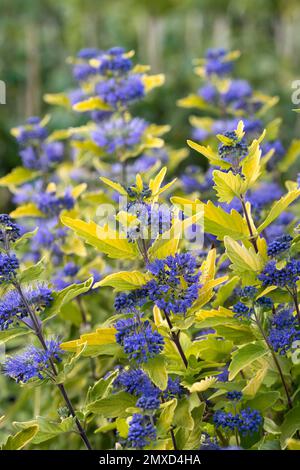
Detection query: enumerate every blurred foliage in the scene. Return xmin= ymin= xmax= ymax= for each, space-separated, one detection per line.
xmin=1 ymin=0 xmax=300 ymax=174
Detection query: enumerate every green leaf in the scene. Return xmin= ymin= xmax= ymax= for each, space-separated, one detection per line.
xmin=86 ymin=370 xmax=119 ymax=406
xmin=173 ymin=397 xmax=194 ymax=431
xmin=44 ymin=278 xmax=93 ymax=320
xmin=258 ymin=189 xmax=300 ymax=233
xmin=204 ymin=202 xmax=249 ymax=241
xmin=228 ymin=342 xmax=268 ymax=380
xmin=213 ymin=170 xmax=246 ymax=203
xmin=61 ymin=216 xmax=139 ymax=260
xmin=224 ymin=236 xmax=264 ymax=284
xmin=94 ymin=271 xmax=151 ymax=291
xmin=279 ymin=139 xmax=300 ymax=172
xmin=1 ymin=425 xmax=39 ymax=450
xmin=18 ymin=258 xmax=45 ymax=284
xmin=87 ymin=391 xmax=136 ymax=418
xmin=0 ymin=167 xmax=38 ymax=187
xmin=18 ymin=417 xmax=74 ymax=444
xmin=280 ymin=406 xmax=300 ymax=448
xmin=187 ymin=337 xmax=233 ymax=362
xmin=142 ymin=355 xmax=168 ymax=390
xmin=157 ymin=398 xmax=177 ymax=434
xmin=0 ymin=327 xmax=30 ymax=345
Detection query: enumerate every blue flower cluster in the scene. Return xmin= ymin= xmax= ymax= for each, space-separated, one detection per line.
xmin=0 ymin=253 xmax=19 ymax=284
xmin=214 ymin=407 xmax=262 ymax=436
xmin=115 ymin=317 xmax=164 ymax=363
xmin=92 ymin=117 xmax=147 ymax=155
xmin=146 ymin=253 xmax=201 ymax=315
xmin=204 ymin=48 xmax=233 ymax=77
xmin=114 ymin=288 xmax=149 ymax=313
xmin=34 ymin=190 xmax=75 ymax=217
xmin=268 ymin=309 xmax=300 ymax=355
xmin=226 ymin=390 xmax=243 ymax=401
xmin=15 ymin=117 xmax=64 ymax=172
xmin=0 ymin=214 xmax=21 ymax=244
xmin=267 ymin=234 xmax=293 ymax=257
xmin=127 ymin=414 xmax=156 ymax=448
xmin=233 ymin=301 xmax=251 ymax=319
xmin=258 ymin=259 xmax=300 ymax=288
xmin=126 ymin=202 xmax=173 ymax=242
xmin=218 ymin=131 xmax=248 ymax=170
xmin=4 ymin=339 xmax=63 ymax=383
xmin=0 ymin=285 xmax=53 ymax=330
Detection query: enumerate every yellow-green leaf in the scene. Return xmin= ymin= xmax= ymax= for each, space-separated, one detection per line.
xmin=94 ymin=271 xmax=151 ymax=291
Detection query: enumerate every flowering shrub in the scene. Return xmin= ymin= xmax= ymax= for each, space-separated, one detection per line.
xmin=0 ymin=46 xmax=299 ymax=452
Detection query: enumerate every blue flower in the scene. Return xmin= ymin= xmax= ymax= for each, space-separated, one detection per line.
xmin=136 ymin=394 xmax=160 ymax=411
xmin=0 ymin=214 xmax=21 ymax=244
xmin=258 ymin=259 xmax=300 ymax=288
xmin=0 ymin=285 xmax=53 ymax=330
xmin=205 ymin=48 xmax=233 ymax=76
xmin=92 ymin=117 xmax=147 ymax=154
xmin=127 ymin=414 xmax=156 ymax=448
xmin=114 ymin=288 xmax=148 ymax=313
xmin=222 ymin=80 xmax=252 ymax=105
xmin=239 ymin=286 xmax=258 ymax=299
xmin=226 ymin=390 xmax=243 ymax=401
xmin=16 ymin=117 xmax=48 ymax=145
xmin=95 ymin=75 xmax=144 ymax=108
xmin=163 ymin=377 xmax=185 ymax=399
xmin=35 ymin=190 xmax=75 ymax=217
xmin=256 ymin=296 xmax=273 ymax=310
xmin=237 ymin=408 xmax=262 ymax=436
xmin=213 ymin=410 xmax=239 ymax=431
xmin=4 ymin=339 xmax=63 ymax=383
xmin=126 ymin=202 xmax=173 ymax=242
xmin=115 ymin=318 xmax=164 ymax=363
xmin=218 ymin=131 xmax=248 ymax=168
xmin=146 ymin=253 xmax=201 ymax=315
xmin=0 ymin=253 xmax=19 ymax=284
xmin=233 ymin=301 xmax=251 ymax=319
xmin=114 ymin=368 xmax=156 ymax=396
xmin=268 ymin=309 xmax=300 ymax=355
xmin=267 ymin=234 xmax=293 ymax=257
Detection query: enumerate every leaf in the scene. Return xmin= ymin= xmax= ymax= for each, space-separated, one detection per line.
xmin=241 ymin=140 xmax=261 ymax=189
xmin=187 ymin=140 xmax=230 ymax=169
xmin=1 ymin=425 xmax=39 ymax=450
xmin=10 ymin=203 xmax=44 ymax=218
xmin=86 ymin=370 xmax=119 ymax=406
xmin=0 ymin=328 xmax=30 ymax=345
xmin=224 ymin=236 xmax=264 ymax=283
xmin=286 ymin=439 xmax=300 ymax=450
xmin=148 ymin=212 xmax=203 ymax=260
xmin=242 ymin=365 xmax=267 ymax=397
xmin=279 ymin=139 xmax=300 ymax=172
xmin=0 ymin=167 xmax=38 ymax=187
xmin=173 ymin=397 xmax=194 ymax=431
xmin=246 ymin=391 xmax=280 ymax=412
xmin=212 ymin=276 xmax=240 ymax=307
xmin=14 ymin=417 xmax=74 ymax=444
xmin=73 ymin=97 xmax=112 ymax=112
xmin=44 ymin=93 xmax=71 ymax=108
xmin=61 ymin=216 xmax=139 ymax=260
xmin=157 ymin=398 xmax=177 ymax=434
xmin=142 ymin=74 xmax=165 ymax=92
xmin=185 ymin=377 xmax=217 ymax=393
xmin=87 ymin=392 xmax=136 ymax=417
xmin=18 ymin=258 xmax=45 ymax=284
xmin=204 ymin=202 xmax=249 ymax=241
xmin=45 ymin=278 xmax=93 ymax=319
xmin=213 ymin=170 xmax=246 ymax=203
xmin=257 ymin=189 xmax=300 ymax=233
xmin=280 ymin=406 xmax=300 ymax=448
xmin=99 ymin=177 xmax=128 ymax=195
xmin=61 ymin=327 xmax=116 ymax=353
xmin=94 ymin=271 xmax=151 ymax=291
xmin=142 ymin=355 xmax=168 ymax=390
xmin=228 ymin=342 xmax=268 ymax=380
xmin=187 ymin=337 xmax=233 ymax=362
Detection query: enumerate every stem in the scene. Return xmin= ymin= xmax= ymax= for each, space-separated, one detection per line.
xmin=77 ymin=297 xmax=88 ymax=326
xmin=161 ymin=395 xmax=177 ymax=450
xmin=291 ymin=288 xmax=300 ymax=327
xmin=254 ymin=312 xmax=292 ymax=409
xmin=240 ymin=195 xmax=258 ymax=253
xmin=14 ymin=281 xmax=93 ymax=450
xmin=163 ymin=310 xmax=188 ymax=368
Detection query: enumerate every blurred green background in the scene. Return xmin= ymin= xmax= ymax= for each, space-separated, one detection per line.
xmin=1 ymin=0 xmax=300 ymax=186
